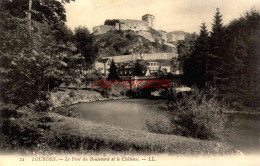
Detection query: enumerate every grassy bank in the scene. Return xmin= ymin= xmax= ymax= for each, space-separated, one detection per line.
xmin=2 ymin=107 xmax=235 ymax=155
xmin=48 ymin=114 xmax=234 ymax=154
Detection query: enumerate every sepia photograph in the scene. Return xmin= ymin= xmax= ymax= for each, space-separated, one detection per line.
xmin=0 ymin=0 xmax=260 ymax=165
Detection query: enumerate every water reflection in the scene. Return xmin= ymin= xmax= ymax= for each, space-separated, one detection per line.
xmin=228 ymin=113 xmax=260 ymax=154
xmin=73 ymin=99 xmax=167 ymax=131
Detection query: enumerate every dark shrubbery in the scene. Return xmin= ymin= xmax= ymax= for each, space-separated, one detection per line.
xmin=147 ymin=88 xmax=234 ymax=141
xmin=1 ymin=106 xmax=64 ymax=150
xmin=0 ymin=104 xmax=19 ymax=118
xmin=100 ymin=87 xmax=111 ymax=98
xmin=2 ymin=117 xmax=43 ymax=146
xmin=178 ymin=10 xmax=260 ymax=107
xmin=2 ymin=110 xmax=43 ymax=148
xmin=68 ymin=90 xmax=76 ymax=98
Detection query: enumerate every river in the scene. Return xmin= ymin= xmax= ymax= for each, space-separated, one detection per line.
xmin=73 ymin=99 xmax=260 ymax=154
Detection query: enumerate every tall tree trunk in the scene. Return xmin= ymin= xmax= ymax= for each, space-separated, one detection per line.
xmin=28 ymin=0 xmax=32 ymax=32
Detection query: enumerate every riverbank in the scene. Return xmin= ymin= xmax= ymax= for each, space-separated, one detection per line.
xmin=1 ymin=98 xmax=238 ymax=155
xmin=2 ymin=109 xmax=236 ymax=155
xmin=47 ymin=112 xmax=235 ymax=154
xmin=50 ymin=90 xmax=129 ymax=107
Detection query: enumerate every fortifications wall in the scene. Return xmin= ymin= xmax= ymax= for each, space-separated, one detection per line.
xmin=118 ymin=19 xmax=148 ymax=31
xmin=136 ymin=31 xmax=155 ymax=42
xmin=93 ymin=25 xmax=116 ymax=35
xmin=142 ymin=53 xmax=177 ymax=60
xmin=142 ymin=14 xmax=155 ymax=27
xmin=104 ymin=53 xmax=178 ymax=63
xmin=160 ymin=31 xmax=168 ymax=41
xmin=93 ymin=14 xmax=156 ymax=35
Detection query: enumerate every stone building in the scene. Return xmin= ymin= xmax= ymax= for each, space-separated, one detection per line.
xmin=147 ymin=62 xmax=159 ymax=71
xmin=93 ymin=14 xmax=155 ymax=35
xmin=94 ymin=58 xmax=111 ymax=75
xmin=152 ymin=30 xmax=168 ymax=42
xmin=160 ymin=65 xmax=171 ymax=72
xmin=167 ymin=31 xmax=187 ymax=43
xmin=159 ymin=30 xmax=168 ymax=41
xmin=92 ymin=14 xmax=188 ymax=45
xmin=142 ymin=14 xmax=155 ymax=27
xmin=117 ymin=61 xmax=136 ymax=77
xmin=92 ymin=25 xmax=116 ymax=35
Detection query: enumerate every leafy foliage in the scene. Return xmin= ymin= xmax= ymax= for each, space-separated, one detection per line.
xmin=1 ymin=0 xmax=75 ymax=24
xmin=74 ymin=26 xmax=98 ymax=66
xmin=0 ymin=11 xmax=81 ymax=107
xmin=168 ymin=88 xmax=233 ymax=140
xmin=147 ymin=88 xmax=234 ymax=141
xmin=177 ymin=33 xmax=198 ymax=69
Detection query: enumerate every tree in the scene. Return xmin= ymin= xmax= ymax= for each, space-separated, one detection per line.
xmin=0 ymin=12 xmax=54 ymax=106
xmin=210 ymin=8 xmax=225 ymax=55
xmin=222 ymin=10 xmax=260 ymax=106
xmin=0 ymin=0 xmax=83 ymax=107
xmin=107 ymin=59 xmax=120 ymax=80
xmin=177 ymin=33 xmax=198 ymax=71
xmin=196 ymin=23 xmax=210 ymax=58
xmin=208 ymin=8 xmax=227 ymax=85
xmin=177 ymin=9 xmax=260 ymax=107
xmin=74 ymin=26 xmax=98 ymax=66
xmin=183 ymin=23 xmax=210 ymax=88
xmin=1 ymin=0 xmax=75 ymax=24
xmin=0 ymin=10 xmax=81 ymax=107
xmin=133 ymin=61 xmax=146 ymax=76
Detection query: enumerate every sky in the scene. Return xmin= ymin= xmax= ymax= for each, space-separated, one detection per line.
xmin=64 ymin=0 xmax=260 ymax=33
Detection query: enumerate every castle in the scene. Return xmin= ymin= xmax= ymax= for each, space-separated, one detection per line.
xmin=91 ymin=14 xmax=185 ymax=76
xmin=93 ymin=14 xmax=155 ymax=35
xmin=93 ymin=14 xmax=187 ymax=44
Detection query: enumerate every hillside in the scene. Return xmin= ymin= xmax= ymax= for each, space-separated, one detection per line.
xmin=94 ymin=30 xmax=176 ymax=57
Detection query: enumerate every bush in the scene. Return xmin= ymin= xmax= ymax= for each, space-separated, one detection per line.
xmin=100 ymin=87 xmax=111 ymax=98
xmin=0 ymin=104 xmax=18 ymax=118
xmin=147 ymin=87 xmax=234 ymax=141
xmin=68 ymin=90 xmax=76 ymax=98
xmin=53 ymin=102 xmax=78 ymax=117
xmin=61 ymin=96 xmax=72 ymax=107
xmin=145 ymin=115 xmax=173 ymax=134
xmin=2 ymin=111 xmax=50 ymax=148
xmin=1 ymin=107 xmax=64 ymax=150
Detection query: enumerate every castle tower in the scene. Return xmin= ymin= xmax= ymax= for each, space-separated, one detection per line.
xmin=142 ymin=14 xmax=155 ymax=28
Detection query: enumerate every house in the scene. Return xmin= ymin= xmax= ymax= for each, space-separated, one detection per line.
xmin=160 ymin=65 xmax=171 ymax=72
xmin=145 ymin=69 xmax=152 ymax=76
xmin=94 ymin=58 xmax=111 ymax=75
xmin=167 ymin=31 xmax=187 ymax=43
xmin=147 ymin=62 xmax=159 ymax=71
xmin=118 ymin=61 xmax=135 ymax=77
xmin=93 ymin=54 xmax=177 ymax=77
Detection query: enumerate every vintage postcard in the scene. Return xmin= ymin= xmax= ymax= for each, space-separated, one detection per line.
xmin=0 ymin=0 xmax=259 ymax=165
